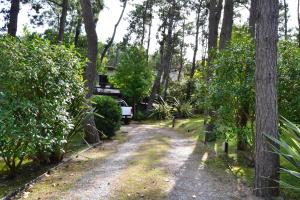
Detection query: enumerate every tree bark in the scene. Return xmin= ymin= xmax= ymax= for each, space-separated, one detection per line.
xmin=99 ymin=0 xmax=128 ymax=66
xmin=186 ymin=3 xmax=202 ymax=100
xmin=254 ymin=0 xmax=279 ymax=197
xmin=146 ymin=5 xmax=153 ymax=62
xmin=162 ymin=5 xmax=175 ymax=101
xmin=80 ymin=0 xmax=100 ymax=144
xmin=236 ymin=105 xmax=249 ymax=151
xmin=249 ymin=0 xmax=258 ymax=38
xmin=283 ymin=0 xmax=288 ymax=40
xmin=177 ymin=19 xmax=186 ymax=82
xmin=298 ymin=0 xmax=300 ymax=47
xmin=57 ymin=0 xmax=68 ymax=43
xmin=8 ymin=0 xmax=20 ymax=36
xmin=147 ymin=26 xmax=166 ymax=110
xmin=219 ymin=0 xmax=233 ymax=50
xmin=207 ymin=0 xmax=223 ymax=58
xmin=74 ymin=16 xmax=82 ymax=47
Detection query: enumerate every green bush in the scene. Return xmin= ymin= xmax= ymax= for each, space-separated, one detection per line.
xmin=0 ymin=35 xmax=85 ymax=175
xmin=149 ymin=97 xmax=172 ymax=120
xmin=92 ymin=96 xmax=122 ymax=138
xmin=110 ymin=46 xmax=153 ymax=105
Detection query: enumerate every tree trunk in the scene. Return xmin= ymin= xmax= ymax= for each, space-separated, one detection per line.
xmin=283 ymin=0 xmax=288 ymax=40
xmin=204 ymin=0 xmax=223 ymax=142
xmin=236 ymin=105 xmax=249 ymax=151
xmin=162 ymin=16 xmax=174 ymax=101
xmin=249 ymin=0 xmax=258 ymax=38
xmin=74 ymin=16 xmax=82 ymax=47
xmin=207 ymin=0 xmax=223 ymax=58
xmin=146 ymin=5 xmax=153 ymax=62
xmin=141 ymin=0 xmax=149 ymax=46
xmin=219 ymin=0 xmax=233 ymax=49
xmin=254 ymin=0 xmax=279 ymax=197
xmin=177 ymin=19 xmax=186 ymax=82
xmin=57 ymin=0 xmax=68 ymax=43
xmin=8 ymin=0 xmax=20 ymax=36
xmin=147 ymin=26 xmax=166 ymax=110
xmin=298 ymin=0 xmax=300 ymax=47
xmin=99 ymin=0 xmax=128 ymax=66
xmin=186 ymin=3 xmax=202 ymax=100
xmin=80 ymin=0 xmax=100 ymax=144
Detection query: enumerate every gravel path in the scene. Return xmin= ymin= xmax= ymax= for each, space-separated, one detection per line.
xmin=65 ymin=124 xmax=259 ymax=200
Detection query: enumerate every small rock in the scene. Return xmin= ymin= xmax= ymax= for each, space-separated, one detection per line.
xmin=70 ymin=173 xmax=74 ymax=176
xmin=23 ymin=192 xmax=30 ymax=199
xmin=107 ymin=182 xmax=110 ymax=185
xmin=192 ymin=195 xmax=196 ymax=198
xmin=165 ymin=179 xmax=170 ymax=182
xmin=127 ymin=194 xmax=131 ymax=197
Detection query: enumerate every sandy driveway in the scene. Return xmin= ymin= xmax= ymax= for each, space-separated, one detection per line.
xmin=64 ymin=123 xmax=258 ymax=200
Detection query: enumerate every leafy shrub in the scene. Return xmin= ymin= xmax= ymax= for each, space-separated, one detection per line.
xmin=266 ymin=117 xmax=300 ymax=191
xmin=149 ymin=97 xmax=172 ymax=120
xmin=134 ymin=110 xmax=147 ymax=121
xmin=278 ymin=41 xmax=300 ymax=122
xmin=0 ymin=35 xmax=85 ymax=175
xmin=92 ymin=95 xmax=122 ymax=138
xmin=110 ymin=46 xmax=153 ymax=104
xmin=172 ymin=98 xmax=193 ymax=118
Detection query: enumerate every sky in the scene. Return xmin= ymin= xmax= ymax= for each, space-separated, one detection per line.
xmin=4 ymin=0 xmax=300 ymax=60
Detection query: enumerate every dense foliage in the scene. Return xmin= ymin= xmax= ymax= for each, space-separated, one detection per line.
xmin=210 ymin=30 xmax=255 ymax=147
xmin=278 ymin=41 xmax=300 ymax=123
xmin=0 ymin=35 xmax=85 ymax=175
xmin=92 ymin=95 xmax=122 ymax=138
xmin=110 ymin=46 xmax=153 ymax=104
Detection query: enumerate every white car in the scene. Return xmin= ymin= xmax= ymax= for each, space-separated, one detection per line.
xmin=117 ymin=100 xmax=133 ymax=125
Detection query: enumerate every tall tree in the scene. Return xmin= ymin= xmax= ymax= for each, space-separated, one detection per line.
xmin=80 ymin=0 xmax=100 ymax=144
xmin=7 ymin=0 xmax=20 ymax=36
xmin=249 ymin=0 xmax=258 ymax=38
xmin=146 ymin=1 xmax=154 ymax=61
xmin=204 ymin=0 xmax=223 ymax=142
xmin=283 ymin=0 xmax=288 ymax=40
xmin=147 ymin=18 xmax=167 ymax=110
xmin=99 ymin=0 xmax=128 ymax=66
xmin=186 ymin=0 xmax=203 ymax=99
xmin=177 ymin=19 xmax=186 ymax=82
xmin=219 ymin=0 xmax=233 ymax=49
xmin=254 ymin=0 xmax=279 ymax=197
xmin=162 ymin=0 xmax=179 ymax=100
xmin=298 ymin=0 xmax=300 ymax=47
xmin=57 ymin=0 xmax=69 ymax=42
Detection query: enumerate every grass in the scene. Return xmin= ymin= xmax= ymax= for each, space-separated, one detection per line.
xmin=0 ymin=131 xmax=128 ymax=199
xmin=111 ymin=135 xmax=171 ymax=200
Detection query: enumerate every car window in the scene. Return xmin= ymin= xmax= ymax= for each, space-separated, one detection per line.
xmin=118 ymin=101 xmax=128 ymax=107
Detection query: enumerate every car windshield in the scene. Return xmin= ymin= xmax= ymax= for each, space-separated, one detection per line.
xmin=118 ymin=100 xmax=128 ymax=107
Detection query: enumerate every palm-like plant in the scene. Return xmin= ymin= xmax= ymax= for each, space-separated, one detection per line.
xmin=265 ymin=117 xmax=300 ymax=191
xmin=149 ymin=97 xmax=172 ymax=120
xmin=172 ymin=97 xmax=193 ymax=118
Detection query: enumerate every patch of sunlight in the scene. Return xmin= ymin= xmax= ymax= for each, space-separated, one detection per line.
xmin=201 ymin=152 xmax=209 ymax=162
